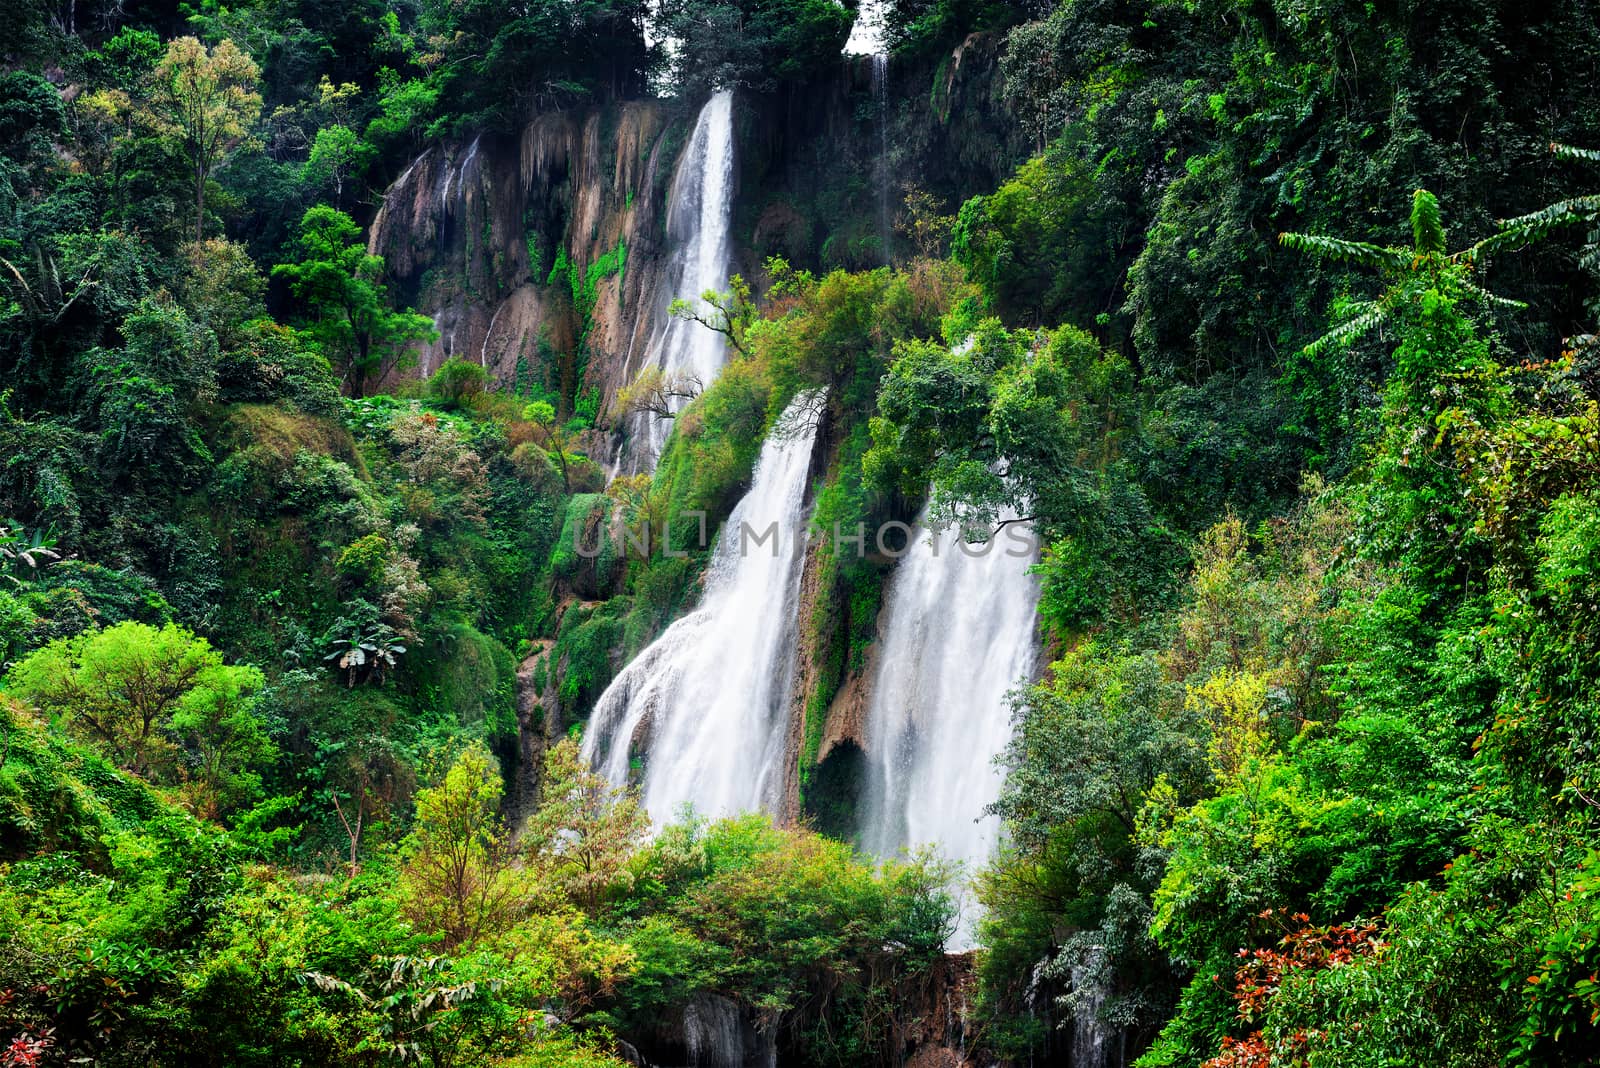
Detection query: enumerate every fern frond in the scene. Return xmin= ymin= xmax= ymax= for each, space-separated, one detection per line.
xmin=1457 ymin=280 xmax=1529 ymax=311
xmin=1492 ymin=195 xmax=1600 ymax=246
xmin=1279 ymin=232 xmax=1407 ymax=269
xmin=1302 ymin=303 xmax=1386 ymax=359
xmin=1461 ymin=230 xmax=1524 ymax=261
xmin=1552 ymin=142 xmax=1600 ymax=163
xmin=1411 ymin=189 xmax=1446 ymax=255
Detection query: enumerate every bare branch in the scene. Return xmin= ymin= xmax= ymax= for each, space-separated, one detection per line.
xmin=613 ymin=366 xmax=704 ymax=421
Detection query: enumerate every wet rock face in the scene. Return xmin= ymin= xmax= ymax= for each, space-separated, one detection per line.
xmin=682 ymin=994 xmax=776 ymax=1068
xmin=892 ymin=953 xmax=984 ymax=1068
xmin=737 ymin=41 xmax=1026 ymax=276
xmin=511 ymin=640 xmax=555 ymax=821
xmin=367 ymin=102 xmax=681 ymax=406
xmin=366 ymin=39 xmax=1022 ymax=412
xmin=610 ymin=940 xmax=988 ymax=1068
xmin=623 ymin=993 xmax=774 ymax=1068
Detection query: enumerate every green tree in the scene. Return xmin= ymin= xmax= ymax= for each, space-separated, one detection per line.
xmin=176 ymin=237 xmax=266 ymax=349
xmin=523 ymin=738 xmax=648 ymax=911
xmin=80 ymin=297 xmax=219 ymax=484
xmin=168 ymin=660 xmax=274 ymax=819
xmin=273 ymin=206 xmax=436 ymax=396
xmin=144 ymin=37 xmax=263 ymax=240
xmin=416 ymin=0 xmax=653 ymax=121
xmin=1278 ymin=188 xmax=1523 ymax=360
xmin=0 ymin=70 xmax=66 ymax=166
xmin=428 ymin=357 xmax=489 ymax=409
xmin=86 ymin=26 xmax=164 ymax=91
xmin=669 ymin=275 xmax=757 ymax=360
xmin=399 ymin=746 xmax=528 ymax=949
xmin=865 ymin=319 xmax=1173 ymax=628
xmin=5 ymin=621 xmax=267 ymax=788
xmin=523 ymin=400 xmax=574 ymax=491
xmin=1282 ymin=190 xmax=1513 ymax=585
xmin=304 ymin=954 xmax=503 ymax=1068
xmin=653 ymin=0 xmax=852 ymax=95
xmin=302 ymin=123 xmax=373 ymax=206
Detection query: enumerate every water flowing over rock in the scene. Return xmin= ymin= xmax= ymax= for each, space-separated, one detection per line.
xmin=858 ymin=506 xmax=1041 ymax=947
xmin=365 ymin=102 xmax=675 ymax=394
xmin=582 ymin=390 xmax=823 ymax=824
xmin=617 ymin=90 xmax=738 ymax=474
xmin=363 ymin=53 xmax=1023 ymax=405
xmin=871 ymin=53 xmax=892 ymax=263
xmin=682 ymin=994 xmax=776 ymax=1068
xmin=1070 ymin=948 xmax=1123 ymax=1068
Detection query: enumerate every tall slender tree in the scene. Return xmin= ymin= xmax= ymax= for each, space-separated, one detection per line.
xmin=145 ymin=37 xmax=262 ymax=240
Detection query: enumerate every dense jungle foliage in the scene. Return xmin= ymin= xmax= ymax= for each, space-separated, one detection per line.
xmin=5 ymin=0 xmax=1600 ymax=1065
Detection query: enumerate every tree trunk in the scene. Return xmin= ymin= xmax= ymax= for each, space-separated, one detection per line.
xmin=352 ymin=331 xmax=371 ymax=398
xmin=195 ymin=163 xmax=206 ymax=241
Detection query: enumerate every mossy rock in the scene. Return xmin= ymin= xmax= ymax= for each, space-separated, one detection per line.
xmin=222 ymin=403 xmax=360 ymax=473
xmin=551 ymin=597 xmax=632 ymax=715
xmin=422 ymin=622 xmax=517 ymax=737
xmin=550 ymin=494 xmax=618 ymax=598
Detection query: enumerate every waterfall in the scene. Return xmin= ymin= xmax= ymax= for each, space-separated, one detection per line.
xmin=852 ymin=0 xmax=893 ymax=264
xmin=1070 ymin=948 xmax=1120 ymax=1068
xmin=439 ymin=135 xmax=481 ymax=218
xmin=480 ymin=299 xmax=507 ymax=367
xmin=871 ymin=53 xmax=892 ymax=264
xmin=858 ymin=507 xmax=1040 ymax=947
xmin=682 ymin=994 xmax=776 ymax=1068
xmin=386 ymin=150 xmax=428 ymax=205
xmin=583 ymin=390 xmax=822 ymax=825
xmin=619 ymin=90 xmax=737 ymax=474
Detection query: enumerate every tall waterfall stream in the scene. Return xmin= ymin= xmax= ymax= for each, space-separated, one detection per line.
xmin=588 ymin=69 xmax=1044 ymax=969
xmin=618 ymin=89 xmax=736 ymax=474
xmin=857 ymin=508 xmax=1041 ymax=947
xmin=582 ymin=392 xmax=822 ymax=825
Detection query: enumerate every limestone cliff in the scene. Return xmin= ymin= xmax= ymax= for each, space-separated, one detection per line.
xmin=367 ymin=101 xmax=687 ymax=421
xmin=365 ymin=37 xmax=1023 ymax=416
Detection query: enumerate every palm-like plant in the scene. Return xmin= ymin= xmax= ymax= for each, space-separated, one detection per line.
xmin=303 ymin=956 xmax=495 ymax=1067
xmin=1495 ymin=143 xmax=1600 ymax=339
xmin=1279 ymin=188 xmax=1525 ymax=357
xmin=1494 ymin=143 xmax=1600 ymax=249
xmin=323 ymin=620 xmax=406 ymax=687
xmin=0 ymin=521 xmax=61 ymax=584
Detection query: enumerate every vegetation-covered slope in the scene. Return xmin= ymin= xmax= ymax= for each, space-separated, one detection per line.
xmin=6 ymin=0 xmax=1600 ymax=1065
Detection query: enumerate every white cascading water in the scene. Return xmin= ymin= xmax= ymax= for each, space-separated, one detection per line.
xmin=439 ymin=135 xmax=481 ymax=217
xmin=871 ymin=53 xmax=891 ymax=263
xmin=848 ymin=0 xmax=892 ymax=262
xmin=583 ymin=391 xmax=822 ymax=824
xmin=620 ymin=90 xmax=737 ymax=474
xmin=858 ymin=506 xmax=1040 ymax=947
xmin=682 ymin=994 xmax=776 ymax=1068
xmin=1071 ymin=949 xmax=1120 ymax=1068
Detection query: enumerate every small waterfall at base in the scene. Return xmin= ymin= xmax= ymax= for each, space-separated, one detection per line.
xmin=619 ymin=90 xmax=737 ymax=474
xmin=1070 ymin=948 xmax=1120 ymax=1068
xmin=583 ymin=391 xmax=823 ymax=825
xmin=858 ymin=506 xmax=1040 ymax=949
xmin=682 ymin=994 xmax=776 ymax=1068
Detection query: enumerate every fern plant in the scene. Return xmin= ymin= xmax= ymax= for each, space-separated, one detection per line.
xmin=1279 ymin=188 xmax=1525 ymax=358
xmin=1496 ymin=143 xmax=1600 ymax=334
xmin=1495 ymin=143 xmax=1600 ymax=249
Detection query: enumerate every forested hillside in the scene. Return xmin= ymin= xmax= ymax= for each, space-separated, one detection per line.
xmin=4 ymin=0 xmax=1600 ymax=1065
